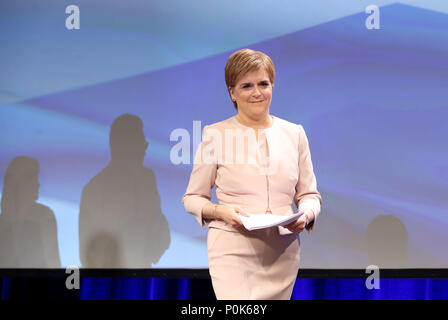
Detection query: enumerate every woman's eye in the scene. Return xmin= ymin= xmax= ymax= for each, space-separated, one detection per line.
xmin=241 ymin=82 xmax=269 ymax=89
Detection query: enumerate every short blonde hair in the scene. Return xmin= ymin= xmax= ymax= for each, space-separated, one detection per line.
xmin=225 ymin=49 xmax=275 ymax=109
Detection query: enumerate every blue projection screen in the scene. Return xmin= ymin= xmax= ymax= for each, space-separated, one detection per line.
xmin=0 ymin=1 xmax=447 ymax=269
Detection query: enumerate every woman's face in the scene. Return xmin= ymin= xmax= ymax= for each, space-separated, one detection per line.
xmin=229 ymin=68 xmax=273 ymax=121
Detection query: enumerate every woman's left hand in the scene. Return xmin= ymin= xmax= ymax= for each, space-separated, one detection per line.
xmin=284 ymin=214 xmax=307 ymax=234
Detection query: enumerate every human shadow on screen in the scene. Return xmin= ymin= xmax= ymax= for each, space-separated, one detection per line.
xmin=0 ymin=156 xmax=61 ymax=268
xmin=79 ymin=114 xmax=170 ymax=268
xmin=85 ymin=231 xmax=123 ymax=268
xmin=364 ymin=214 xmax=408 ymax=268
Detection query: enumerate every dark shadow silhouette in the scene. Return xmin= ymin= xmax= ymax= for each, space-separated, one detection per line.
xmin=79 ymin=114 xmax=170 ymax=268
xmin=365 ymin=215 xmax=408 ymax=268
xmin=0 ymin=156 xmax=61 ymax=268
xmin=85 ymin=231 xmax=123 ymax=268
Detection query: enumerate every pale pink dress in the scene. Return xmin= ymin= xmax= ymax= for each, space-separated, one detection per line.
xmin=183 ymin=115 xmax=322 ymax=299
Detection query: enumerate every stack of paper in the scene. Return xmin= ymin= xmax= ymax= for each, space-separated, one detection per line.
xmin=239 ymin=212 xmax=304 ymax=231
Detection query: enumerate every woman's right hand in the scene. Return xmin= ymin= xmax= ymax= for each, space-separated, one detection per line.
xmin=214 ymin=205 xmax=250 ymax=230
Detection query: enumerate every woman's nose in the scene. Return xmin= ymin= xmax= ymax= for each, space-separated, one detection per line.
xmin=252 ymin=85 xmax=262 ymax=97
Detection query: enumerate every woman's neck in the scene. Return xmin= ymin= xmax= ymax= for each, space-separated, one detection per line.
xmin=235 ymin=112 xmax=273 ymax=129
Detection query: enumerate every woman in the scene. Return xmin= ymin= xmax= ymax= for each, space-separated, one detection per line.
xmin=182 ymin=49 xmax=322 ymax=299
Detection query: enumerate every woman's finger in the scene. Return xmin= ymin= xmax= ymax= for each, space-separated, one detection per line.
xmin=234 ymin=207 xmax=250 ymax=217
xmin=286 ymin=220 xmax=305 ymax=233
xmin=285 ymin=220 xmax=300 ymax=228
xmin=233 ymin=217 xmax=247 ymax=231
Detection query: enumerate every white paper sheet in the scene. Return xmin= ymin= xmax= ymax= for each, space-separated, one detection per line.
xmin=239 ymin=212 xmax=304 ymax=231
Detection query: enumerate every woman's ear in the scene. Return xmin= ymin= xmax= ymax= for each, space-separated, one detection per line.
xmin=228 ymin=86 xmax=235 ymax=101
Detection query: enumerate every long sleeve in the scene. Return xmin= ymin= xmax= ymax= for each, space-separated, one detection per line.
xmin=294 ymin=125 xmax=322 ymax=233
xmin=182 ymin=125 xmax=218 ymax=228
